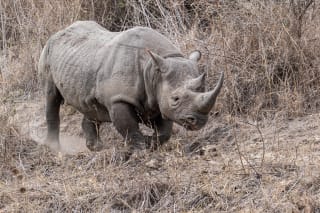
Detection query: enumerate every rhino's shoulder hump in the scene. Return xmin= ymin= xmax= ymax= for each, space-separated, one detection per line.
xmin=128 ymin=26 xmax=157 ymax=33
xmin=123 ymin=26 xmax=165 ymax=39
xmin=66 ymin=21 xmax=108 ymax=32
xmin=49 ymin=21 xmax=110 ymax=44
xmin=114 ymin=26 xmax=178 ymax=54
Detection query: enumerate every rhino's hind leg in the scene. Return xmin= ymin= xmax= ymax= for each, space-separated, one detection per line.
xmin=110 ymin=102 xmax=146 ymax=150
xmin=45 ymin=79 xmax=63 ymax=150
xmin=82 ymin=117 xmax=103 ymax=151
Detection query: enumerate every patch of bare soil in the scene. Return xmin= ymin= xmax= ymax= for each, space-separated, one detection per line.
xmin=10 ymin=98 xmax=88 ymax=154
xmin=1 ymin=98 xmax=320 ymax=212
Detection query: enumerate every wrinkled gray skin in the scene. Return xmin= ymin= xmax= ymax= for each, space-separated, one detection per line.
xmin=38 ymin=21 xmax=224 ymax=151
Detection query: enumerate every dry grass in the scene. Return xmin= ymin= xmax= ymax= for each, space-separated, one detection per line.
xmin=1 ymin=0 xmax=320 ymax=212
xmin=1 ymin=108 xmax=320 ymax=212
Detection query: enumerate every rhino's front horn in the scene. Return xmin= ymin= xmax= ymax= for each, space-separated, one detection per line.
xmin=196 ymin=71 xmax=224 ymax=114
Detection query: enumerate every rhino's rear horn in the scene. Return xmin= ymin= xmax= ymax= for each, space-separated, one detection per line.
xmin=187 ymin=73 xmax=205 ymax=92
xmin=189 ymin=50 xmax=201 ymax=62
xmin=196 ymin=71 xmax=224 ymax=114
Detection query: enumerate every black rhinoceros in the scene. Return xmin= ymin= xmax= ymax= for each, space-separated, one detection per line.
xmin=38 ymin=21 xmax=223 ymax=151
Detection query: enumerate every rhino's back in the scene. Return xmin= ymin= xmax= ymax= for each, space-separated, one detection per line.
xmin=46 ymin=21 xmax=119 ymax=114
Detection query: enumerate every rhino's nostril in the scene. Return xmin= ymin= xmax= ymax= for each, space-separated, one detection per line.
xmin=186 ymin=116 xmax=196 ymax=125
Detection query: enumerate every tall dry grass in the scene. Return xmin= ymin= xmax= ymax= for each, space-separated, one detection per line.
xmin=1 ymin=0 xmax=319 ymax=118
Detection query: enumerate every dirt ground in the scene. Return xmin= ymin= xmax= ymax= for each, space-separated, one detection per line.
xmin=1 ymin=96 xmax=320 ymax=212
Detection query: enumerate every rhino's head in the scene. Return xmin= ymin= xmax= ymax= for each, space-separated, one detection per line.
xmin=148 ymin=50 xmax=224 ymax=131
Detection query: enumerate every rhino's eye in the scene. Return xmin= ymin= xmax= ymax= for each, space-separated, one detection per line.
xmin=172 ymin=96 xmax=180 ymax=102
xmin=171 ymin=96 xmax=180 ymax=107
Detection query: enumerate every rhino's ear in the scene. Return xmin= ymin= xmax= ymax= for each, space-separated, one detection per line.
xmin=189 ymin=50 xmax=201 ymax=62
xmin=147 ymin=50 xmax=166 ymax=71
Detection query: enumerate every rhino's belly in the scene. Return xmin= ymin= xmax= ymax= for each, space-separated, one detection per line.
xmin=66 ymin=99 xmax=111 ymax=122
xmin=81 ymin=107 xmax=111 ymax=122
xmin=54 ymin=77 xmax=110 ymax=122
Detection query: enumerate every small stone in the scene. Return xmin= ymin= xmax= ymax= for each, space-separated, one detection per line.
xmin=19 ymin=187 xmax=26 ymax=193
xmin=145 ymin=159 xmax=159 ymax=169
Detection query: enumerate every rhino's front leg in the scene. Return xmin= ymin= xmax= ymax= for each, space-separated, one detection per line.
xmin=110 ymin=102 xmax=147 ymax=150
xmin=81 ymin=117 xmax=103 ymax=151
xmin=151 ymin=115 xmax=173 ymax=148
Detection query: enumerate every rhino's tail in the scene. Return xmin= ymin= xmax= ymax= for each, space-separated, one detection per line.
xmin=38 ymin=43 xmax=50 ymax=90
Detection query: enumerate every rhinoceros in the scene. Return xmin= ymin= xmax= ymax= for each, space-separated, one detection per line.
xmin=38 ymin=21 xmax=223 ymax=151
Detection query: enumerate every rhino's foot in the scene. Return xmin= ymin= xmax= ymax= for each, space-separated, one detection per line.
xmin=128 ymin=142 xmax=146 ymax=151
xmin=128 ymin=135 xmax=166 ymax=151
xmin=126 ymin=133 xmax=149 ymax=150
xmin=124 ymin=146 xmax=148 ymax=164
xmin=110 ymin=147 xmax=146 ymax=164
xmin=111 ymin=147 xmax=133 ymax=163
xmin=144 ymin=134 xmax=170 ymax=151
xmin=143 ymin=136 xmax=157 ymax=150
xmin=86 ymin=140 xmax=104 ymax=152
xmin=44 ymin=138 xmax=61 ymax=152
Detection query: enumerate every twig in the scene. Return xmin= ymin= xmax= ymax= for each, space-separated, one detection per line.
xmin=232 ymin=120 xmax=262 ymax=178
xmin=239 ymin=120 xmax=266 ymax=168
xmin=232 ymin=123 xmax=246 ymax=174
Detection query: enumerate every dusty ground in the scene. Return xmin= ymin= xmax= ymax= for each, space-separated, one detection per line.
xmin=1 ymin=96 xmax=320 ymax=212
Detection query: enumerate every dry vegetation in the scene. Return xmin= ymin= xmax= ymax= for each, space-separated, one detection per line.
xmin=1 ymin=0 xmax=320 ymax=212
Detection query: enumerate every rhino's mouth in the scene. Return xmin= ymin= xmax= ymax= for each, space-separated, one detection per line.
xmin=177 ymin=113 xmax=208 ymax=131
xmin=182 ymin=122 xmax=200 ymax=131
